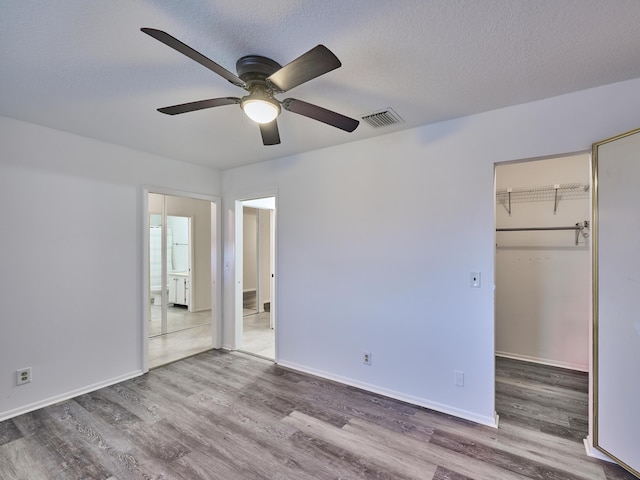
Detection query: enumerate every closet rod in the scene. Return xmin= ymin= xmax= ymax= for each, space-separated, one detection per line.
xmin=496 ymin=221 xmax=588 ymax=245
xmin=496 ymin=226 xmax=581 ymax=232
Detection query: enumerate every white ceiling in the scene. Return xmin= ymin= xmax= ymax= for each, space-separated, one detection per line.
xmin=2 ymin=1 xmax=640 ymax=170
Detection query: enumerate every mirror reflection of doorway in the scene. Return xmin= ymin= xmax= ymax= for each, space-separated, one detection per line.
xmin=148 ymin=193 xmax=214 ymax=367
xmin=149 ymin=214 xmax=193 ymax=335
xmin=240 ymin=198 xmax=275 ymax=360
xmin=243 ymin=207 xmax=259 ymax=316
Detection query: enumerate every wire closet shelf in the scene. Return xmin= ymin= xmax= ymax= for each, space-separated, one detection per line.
xmin=495 ymin=182 xmax=590 ymax=245
xmin=496 ymin=182 xmax=590 ymax=215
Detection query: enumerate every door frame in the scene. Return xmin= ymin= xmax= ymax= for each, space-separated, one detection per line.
xmin=142 ymin=186 xmax=222 ymax=372
xmin=233 ymin=191 xmax=277 ymax=360
xmin=590 ymin=127 xmax=640 ymax=477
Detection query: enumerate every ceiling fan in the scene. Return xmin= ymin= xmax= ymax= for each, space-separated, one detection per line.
xmin=141 ymin=28 xmax=359 ymax=145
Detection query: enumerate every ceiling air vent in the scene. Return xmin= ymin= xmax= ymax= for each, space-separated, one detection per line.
xmin=360 ymin=108 xmax=403 ymax=128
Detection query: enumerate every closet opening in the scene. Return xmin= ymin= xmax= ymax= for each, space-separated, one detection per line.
xmin=494 ymin=153 xmax=592 ymax=439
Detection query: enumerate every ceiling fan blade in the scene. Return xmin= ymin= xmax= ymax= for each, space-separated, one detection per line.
xmin=259 ymin=120 xmax=281 ymax=145
xmin=267 ymin=45 xmax=341 ymax=92
xmin=283 ymin=98 xmax=359 ymax=132
xmin=141 ymin=28 xmax=245 ymax=88
xmin=157 ymin=97 xmax=240 ymax=115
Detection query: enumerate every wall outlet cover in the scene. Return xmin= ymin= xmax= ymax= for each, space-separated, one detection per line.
xmin=17 ymin=367 xmax=32 ymax=386
xmin=363 ymin=352 xmax=372 ymax=365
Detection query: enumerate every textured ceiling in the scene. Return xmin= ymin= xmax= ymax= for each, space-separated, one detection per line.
xmin=2 ymin=1 xmax=640 ymax=170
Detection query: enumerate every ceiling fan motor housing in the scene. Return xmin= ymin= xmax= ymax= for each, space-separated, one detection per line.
xmin=236 ymin=55 xmax=283 ymax=122
xmin=236 ymin=55 xmax=282 ymax=88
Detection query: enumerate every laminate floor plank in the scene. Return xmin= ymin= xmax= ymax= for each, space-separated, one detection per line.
xmin=171 ymin=450 xmax=256 ymax=480
xmin=0 ymin=438 xmax=64 ymax=480
xmin=0 ymin=420 xmax=22 ymax=447
xmin=432 ymin=465 xmax=473 ymax=480
xmin=284 ymin=410 xmax=437 ymax=480
xmin=73 ymin=390 xmax=144 ymax=428
xmin=429 ymin=428 xmax=588 ymax=480
xmin=257 ymin=365 xmax=433 ymax=442
xmin=182 ymin=390 xmax=361 ymax=480
xmin=42 ymin=401 xmax=164 ymax=480
xmin=342 ymin=415 xmax=528 ymax=480
xmin=12 ymin=408 xmax=115 ymax=480
xmin=496 ymin=357 xmax=594 ymax=444
xmin=496 ymin=376 xmax=588 ymax=411
xmin=1 ymin=352 xmax=636 ymax=480
xmin=286 ymin=429 xmax=417 ymax=480
xmin=424 ymin=415 xmax=607 ymax=480
xmin=96 ymin=383 xmax=164 ymax=424
xmin=141 ymin=382 xmax=326 ymax=479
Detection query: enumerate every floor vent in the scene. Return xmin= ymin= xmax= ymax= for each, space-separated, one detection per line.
xmin=360 ymin=108 xmax=403 ymax=128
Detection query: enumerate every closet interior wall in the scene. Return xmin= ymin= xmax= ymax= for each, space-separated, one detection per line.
xmin=495 ymin=154 xmax=591 ymax=371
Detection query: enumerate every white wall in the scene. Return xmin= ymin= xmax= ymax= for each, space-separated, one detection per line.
xmin=495 ymin=155 xmax=591 ymax=371
xmin=0 ymin=116 xmax=221 ymax=420
xmin=222 ymin=78 xmax=640 ymax=425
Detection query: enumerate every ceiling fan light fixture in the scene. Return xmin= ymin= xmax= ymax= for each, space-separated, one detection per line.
xmin=241 ymin=95 xmax=281 ymax=124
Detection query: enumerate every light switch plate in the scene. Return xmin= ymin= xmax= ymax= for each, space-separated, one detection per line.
xmin=470 ymin=272 xmax=481 ymax=288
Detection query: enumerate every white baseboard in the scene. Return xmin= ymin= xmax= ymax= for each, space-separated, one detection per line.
xmin=496 ymin=351 xmax=588 ymax=372
xmin=277 ymin=360 xmax=498 ymax=428
xmin=0 ymin=370 xmax=144 ymax=422
xmin=583 ymin=437 xmax=615 ymax=463
xmin=190 ymin=306 xmax=211 ymax=313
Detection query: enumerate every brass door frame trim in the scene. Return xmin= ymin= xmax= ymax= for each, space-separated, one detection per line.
xmin=591 ymin=127 xmax=640 ymax=478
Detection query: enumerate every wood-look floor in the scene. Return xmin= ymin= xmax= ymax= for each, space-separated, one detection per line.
xmin=0 ymin=353 xmax=635 ymax=479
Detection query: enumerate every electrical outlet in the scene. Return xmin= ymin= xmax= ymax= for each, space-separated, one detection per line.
xmin=455 ymin=370 xmax=464 ymax=387
xmin=470 ymin=272 xmax=481 ymax=288
xmin=17 ymin=367 xmax=31 ymax=386
xmin=363 ymin=352 xmax=372 ymax=365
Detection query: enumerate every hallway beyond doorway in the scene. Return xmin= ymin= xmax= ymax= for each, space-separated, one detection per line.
xmin=238 ymin=196 xmax=276 ymax=361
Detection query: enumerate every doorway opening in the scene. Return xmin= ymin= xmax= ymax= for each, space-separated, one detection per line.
xmin=236 ymin=196 xmax=276 ymax=360
xmin=147 ymin=192 xmax=217 ymax=368
xmin=494 ymin=153 xmax=592 ymax=436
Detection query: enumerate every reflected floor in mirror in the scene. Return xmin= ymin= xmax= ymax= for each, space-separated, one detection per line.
xmin=149 ymin=305 xmax=211 ymax=337
xmin=148 ymin=324 xmax=213 ymax=369
xmin=242 ymin=311 xmax=274 ymax=359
